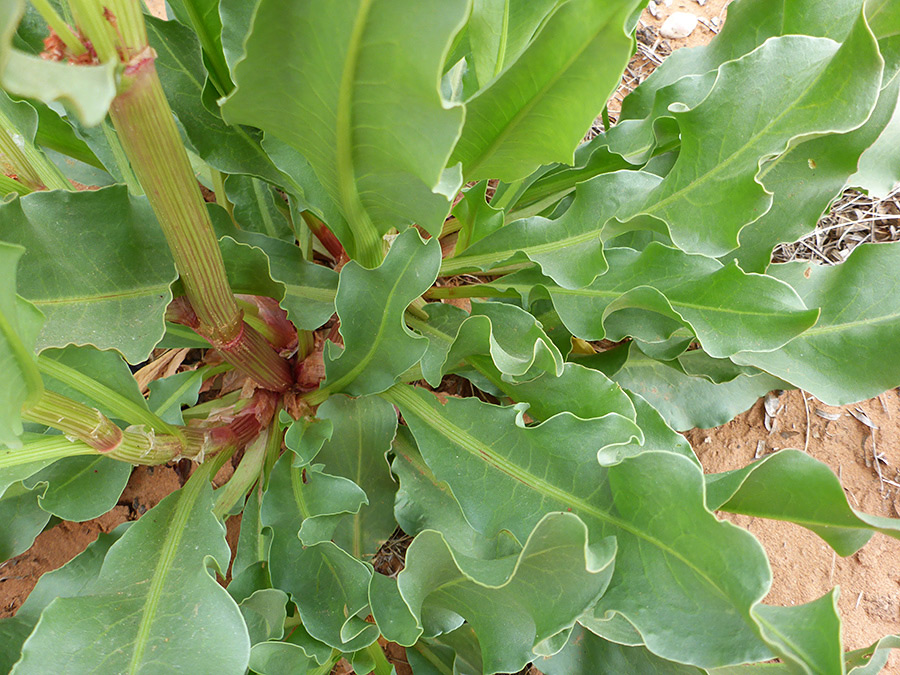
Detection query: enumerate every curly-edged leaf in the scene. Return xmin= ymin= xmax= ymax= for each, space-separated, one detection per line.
xmin=0 ymin=526 xmax=127 ymax=672
xmin=502 ymin=361 xmax=636 ymax=422
xmin=215 ymin=236 xmax=285 ymax=301
xmin=619 ymin=0 xmax=868 ymax=122
xmin=384 ymin=384 xmax=641 ymax=542
xmin=23 ymin=454 xmax=129 ymax=522
xmin=707 ymin=449 xmax=900 ymax=556
xmin=284 ymin=417 xmax=333 ymax=467
xmin=634 ymin=24 xmax=883 ymax=257
xmin=261 ymin=452 xmax=377 ymax=651
xmin=538 ymin=623 xmax=704 ymax=674
xmin=13 ymin=477 xmax=250 ymax=674
xmin=222 ymin=0 xmax=468 ymax=257
xmin=315 ymin=395 xmax=398 ymax=558
xmin=734 ymin=243 xmax=900 ymax=404
xmin=248 ymin=642 xmax=317 ymax=675
xmin=441 ymin=171 xmax=662 ymax=288
xmin=0 ymin=1 xmax=116 ymax=126
xmin=494 ymin=243 xmax=818 ymax=358
xmin=732 ymin=71 xmax=900 ymax=273
xmin=211 ymin=208 xmax=338 ymax=331
xmin=844 ymin=635 xmax=900 ymax=674
xmin=605 ymin=70 xmax=717 ymax=166
xmin=391 ymin=427 xmax=520 ymax=560
xmin=0 ymin=187 xmax=178 ymax=363
xmin=398 ymin=513 xmax=616 ymax=674
xmin=386 ymin=384 xmax=789 ymax=666
xmin=324 ymin=229 xmax=440 ymax=396
xmin=225 ymin=174 xmax=294 ymax=242
xmin=608 ymin=342 xmax=783 ymax=431
xmin=0 ymin=480 xmax=50 ymax=562
xmin=414 ymin=301 xmax=563 ymax=388
xmin=452 ymin=181 xmax=505 ymax=252
xmin=752 ymin=591 xmax=843 ymax=675
xmin=146 ymin=16 xmax=285 ymax=184
xmin=450 ymin=0 xmax=642 ymax=182
xmin=0 ymin=243 xmax=43 ymax=447
xmin=466 ymin=0 xmax=562 ymax=87
xmin=238 ymin=588 xmax=288 ymax=645
xmin=508 ymin=365 xmax=697 ymax=465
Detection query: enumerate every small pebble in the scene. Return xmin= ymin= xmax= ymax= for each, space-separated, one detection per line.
xmin=648 ymin=1 xmax=661 ymax=18
xmin=660 ymin=12 xmax=698 ymax=39
xmin=696 ymin=0 xmax=707 ymax=5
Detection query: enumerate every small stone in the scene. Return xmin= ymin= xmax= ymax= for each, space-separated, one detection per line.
xmin=696 ymin=0 xmax=707 ymax=5
xmin=648 ymin=1 xmax=661 ymax=19
xmin=660 ymin=12 xmax=698 ymax=39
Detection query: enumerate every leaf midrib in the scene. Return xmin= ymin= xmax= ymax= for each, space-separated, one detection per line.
xmin=29 ymin=284 xmax=171 ymax=306
xmin=128 ymin=477 xmax=205 ymax=673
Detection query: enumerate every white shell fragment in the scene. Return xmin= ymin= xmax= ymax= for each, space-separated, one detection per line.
xmin=660 ymin=12 xmax=698 ymax=39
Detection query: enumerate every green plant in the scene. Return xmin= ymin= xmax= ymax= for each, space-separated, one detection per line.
xmin=1 ymin=0 xmax=900 ymax=672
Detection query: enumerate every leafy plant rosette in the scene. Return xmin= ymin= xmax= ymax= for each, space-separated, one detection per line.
xmin=1 ymin=0 xmax=900 ymax=672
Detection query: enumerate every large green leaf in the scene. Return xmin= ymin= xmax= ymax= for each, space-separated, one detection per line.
xmin=323 ymin=229 xmax=440 ymax=396
xmin=0 ymin=187 xmax=177 ymax=363
xmin=707 ymin=449 xmax=900 ymax=556
xmin=0 ymin=243 xmax=43 ymax=447
xmin=450 ymin=0 xmax=642 ymax=182
xmin=605 ymin=343 xmax=783 ymax=431
xmin=634 ymin=24 xmax=883 ymax=257
xmin=314 ymin=395 xmax=398 ymax=558
xmin=0 ymin=526 xmax=127 ymax=671
xmin=734 ymin=243 xmax=900 ymax=404
xmin=492 ymin=243 xmax=818 ymax=358
xmin=260 ymin=452 xmax=378 ymax=652
xmin=13 ymin=475 xmax=250 ymax=674
xmin=441 ymin=171 xmax=662 ymax=287
xmin=222 ymin=0 xmax=468 ymax=259
xmin=0 ymin=1 xmax=116 ymax=126
xmin=384 ymin=384 xmax=807 ymax=667
xmin=413 ymin=301 xmax=563 ymax=387
xmin=396 ymin=513 xmax=615 ymax=674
